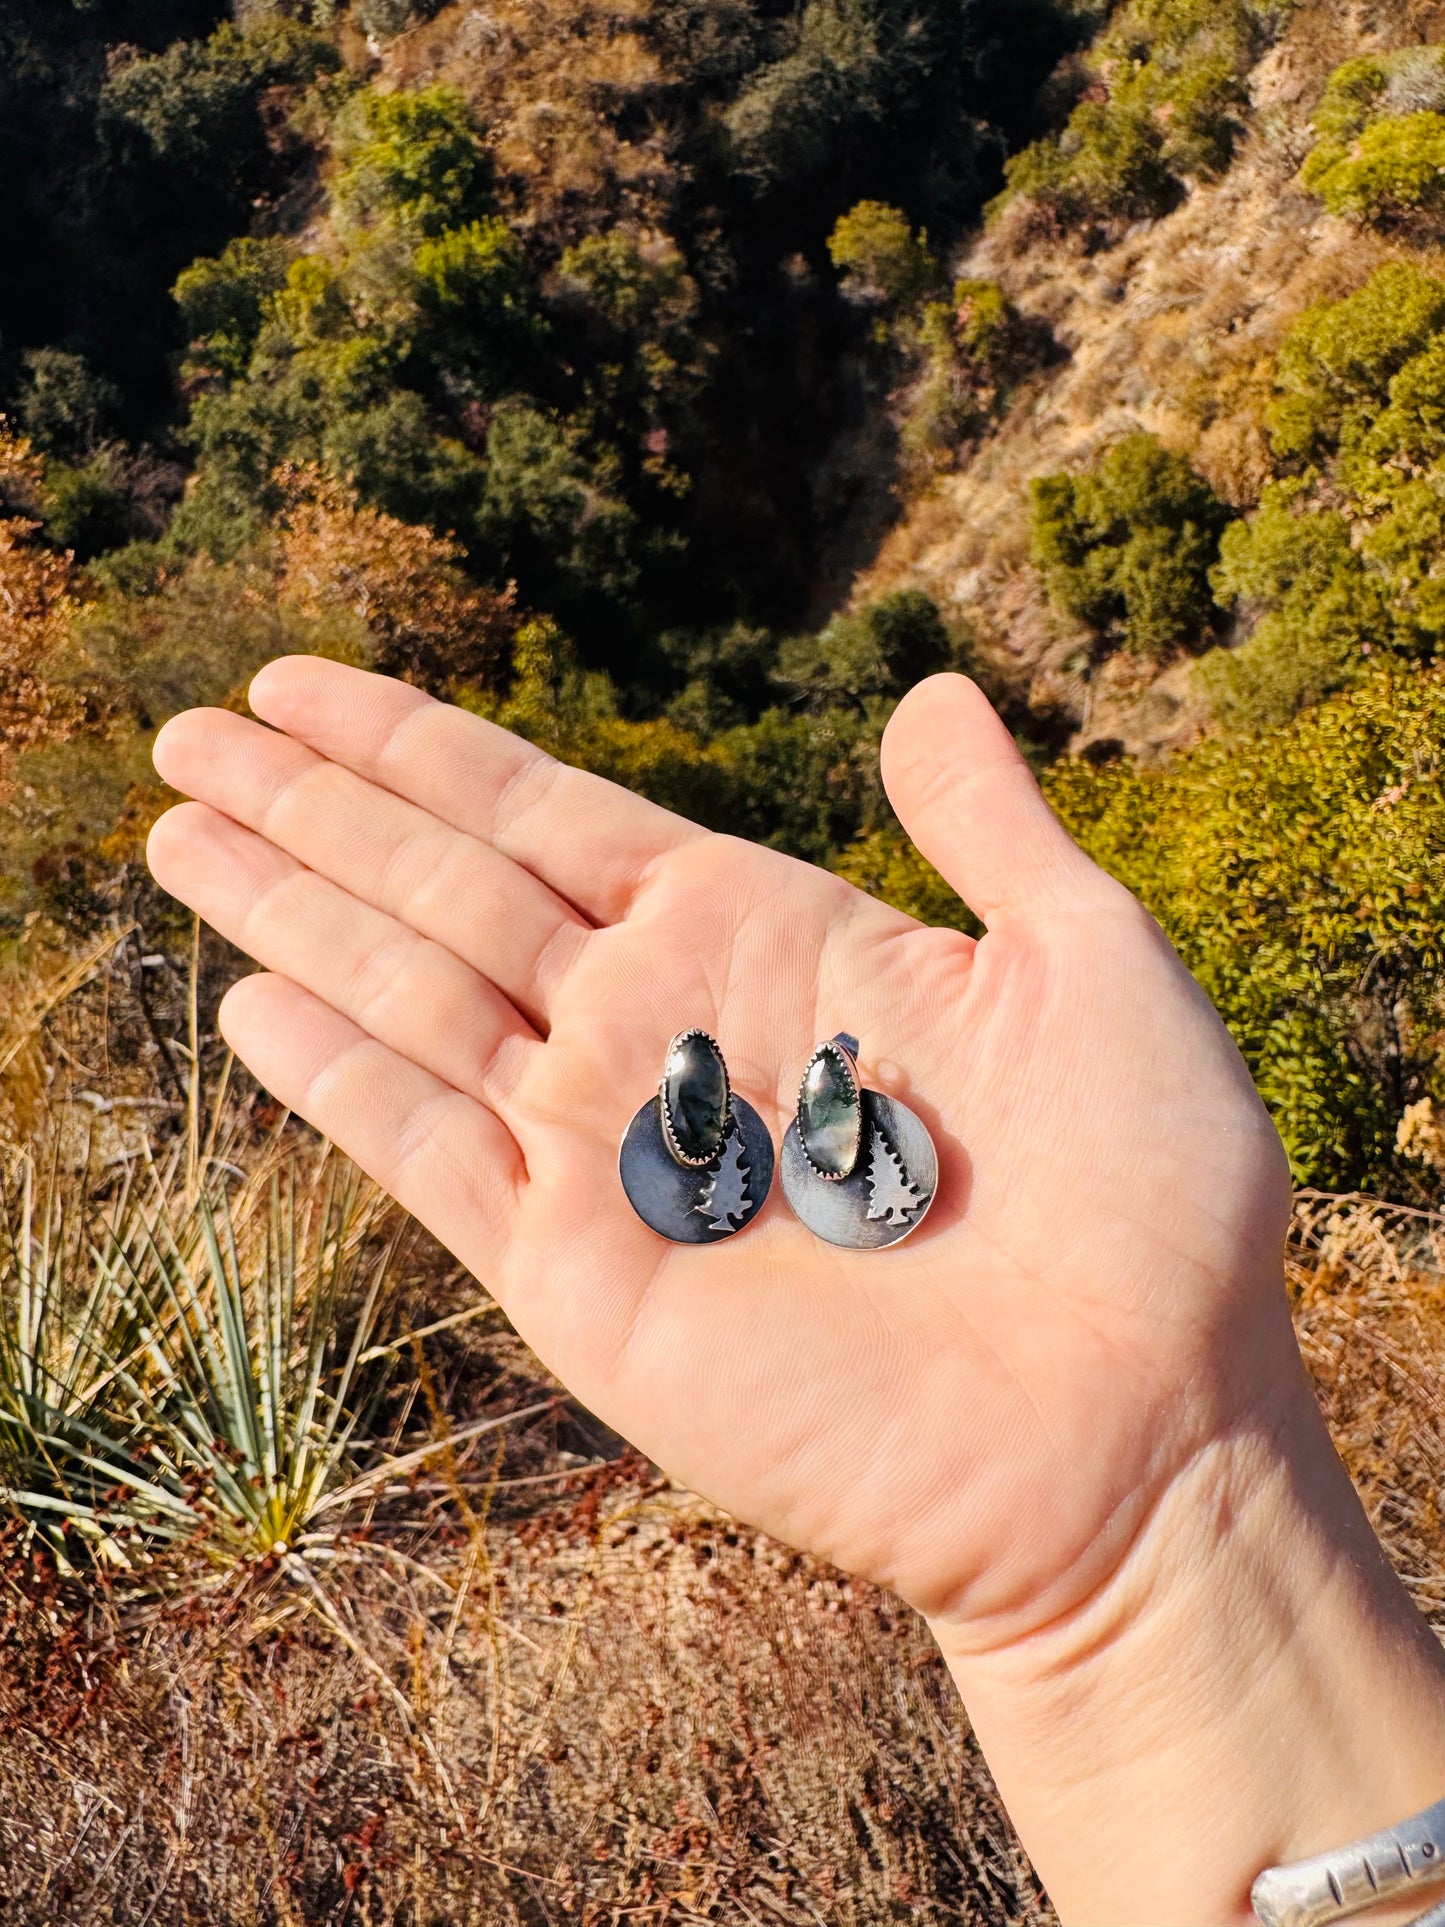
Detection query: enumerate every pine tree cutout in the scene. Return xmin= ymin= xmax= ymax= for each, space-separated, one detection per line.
xmin=866 ymin=1125 xmax=924 ymax=1224
xmin=696 ymin=1122 xmax=751 ymax=1232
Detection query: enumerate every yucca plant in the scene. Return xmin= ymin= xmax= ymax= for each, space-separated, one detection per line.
xmin=96 ymin=1154 xmax=398 ymax=1559
xmin=0 ymin=1153 xmax=158 ymax=1564
xmin=0 ymin=1141 xmax=401 ymax=1565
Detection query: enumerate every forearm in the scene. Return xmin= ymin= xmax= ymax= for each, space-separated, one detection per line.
xmin=930 ymin=1372 xmax=1445 ymax=1927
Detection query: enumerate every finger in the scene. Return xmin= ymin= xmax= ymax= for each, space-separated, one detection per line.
xmin=247 ymin=656 xmax=708 ymax=925
xmin=218 ymin=973 xmax=522 ymax=1283
xmin=152 ymin=707 xmax=588 ymax=1031
xmin=148 ymin=802 xmax=538 ymax=1115
xmin=880 ymin=675 xmax=1108 ymax=926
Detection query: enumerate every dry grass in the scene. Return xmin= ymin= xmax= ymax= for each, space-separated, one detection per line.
xmin=0 ymin=1463 xmax=1048 ymax=1926
xmin=3 ymin=948 xmax=1445 ymax=1926
xmin=1290 ymin=1192 xmax=1445 ymax=1626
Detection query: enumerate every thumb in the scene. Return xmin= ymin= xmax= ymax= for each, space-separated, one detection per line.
xmin=881 ymin=674 xmax=1105 ymax=926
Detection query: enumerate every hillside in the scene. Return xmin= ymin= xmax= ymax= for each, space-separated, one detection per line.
xmin=862 ymin=0 xmax=1445 ymax=757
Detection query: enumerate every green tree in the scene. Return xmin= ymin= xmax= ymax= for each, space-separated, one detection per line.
xmin=1048 ymin=659 xmax=1445 ymax=1192
xmin=174 ymin=237 xmax=295 ymax=384
xmin=1031 ymin=434 xmax=1231 ymax=657
xmin=411 ymin=218 xmax=544 ymax=393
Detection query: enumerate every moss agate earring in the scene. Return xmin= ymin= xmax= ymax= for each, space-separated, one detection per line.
xmin=781 ymin=1033 xmax=937 ymax=1250
xmin=619 ymin=1029 xmax=774 ymax=1243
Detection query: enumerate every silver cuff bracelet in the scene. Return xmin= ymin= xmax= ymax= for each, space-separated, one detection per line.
xmin=1252 ymin=1796 xmax=1445 ymax=1927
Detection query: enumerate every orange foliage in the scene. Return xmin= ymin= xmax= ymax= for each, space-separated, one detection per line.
xmin=273 ymin=465 xmax=516 ymax=692
xmin=0 ymin=427 xmax=85 ymax=784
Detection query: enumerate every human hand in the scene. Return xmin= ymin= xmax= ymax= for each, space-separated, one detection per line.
xmin=148 ymin=660 xmax=1285 ymax=1634
xmin=148 ymin=660 xmax=1445 ymax=1923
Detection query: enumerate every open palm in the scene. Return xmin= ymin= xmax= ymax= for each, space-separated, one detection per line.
xmin=149 ymin=658 xmax=1297 ymax=1650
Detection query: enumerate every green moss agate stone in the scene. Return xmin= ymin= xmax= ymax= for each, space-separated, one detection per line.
xmin=663 ymin=1031 xmax=729 ymax=1162
xmin=799 ymin=1043 xmax=861 ymax=1178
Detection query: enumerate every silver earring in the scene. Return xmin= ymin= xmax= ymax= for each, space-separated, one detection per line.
xmin=781 ymin=1033 xmax=937 ymax=1249
xmin=619 ymin=1029 xmax=774 ymax=1243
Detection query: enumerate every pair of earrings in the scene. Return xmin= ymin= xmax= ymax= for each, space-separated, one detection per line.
xmin=618 ymin=1030 xmax=938 ymax=1251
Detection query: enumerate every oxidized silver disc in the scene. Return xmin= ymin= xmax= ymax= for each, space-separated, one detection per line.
xmin=781 ymin=1090 xmax=936 ymax=1250
xmin=619 ymin=1095 xmax=774 ymax=1244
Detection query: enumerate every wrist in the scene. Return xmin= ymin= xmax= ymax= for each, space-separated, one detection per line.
xmin=929 ymin=1374 xmax=1445 ymax=1927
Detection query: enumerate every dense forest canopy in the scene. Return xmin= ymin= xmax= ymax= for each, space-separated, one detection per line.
xmin=8 ymin=0 xmax=1445 ymax=1198
xmin=0 ymin=0 xmax=1072 ymax=647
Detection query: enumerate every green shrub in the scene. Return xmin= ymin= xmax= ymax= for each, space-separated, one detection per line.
xmin=1202 ymin=266 xmax=1445 ymax=723
xmin=1348 ymin=331 xmax=1445 ymax=493
xmin=1302 ymin=111 xmax=1445 ymax=224
xmin=1031 ymin=433 xmax=1231 ymax=656
xmin=713 ymin=704 xmax=885 ymax=860
xmin=333 ymin=84 xmax=490 ymax=238
xmin=775 ymin=589 xmax=961 ymax=709
xmin=1048 ymin=659 xmax=1445 ymax=1192
xmin=472 ymin=602 xmax=948 ymax=865
xmin=174 ymin=237 xmax=294 ymax=383
xmin=16 ymin=351 xmax=121 ymax=460
xmin=1307 ymin=53 xmax=1393 ymax=142
xmin=826 ymin=225 xmax=1028 ymax=469
xmin=481 ymin=403 xmax=640 ymax=608
xmin=100 ymin=18 xmax=336 ymax=183
xmin=1266 ymin=261 xmax=1445 ymax=463
xmin=1002 ymin=101 xmax=1175 ymax=224
xmin=1300 ymin=48 xmax=1445 ymax=226
xmin=899 ymin=306 xmax=977 ymax=471
xmin=993 ymin=0 xmax=1287 ymax=228
xmin=411 ymin=218 xmax=543 ymax=392
xmin=1359 ymin=476 xmax=1445 ymax=651
xmin=827 ymin=201 xmax=940 ymax=313
xmin=899 ymin=281 xmax=1034 ymax=472
xmin=951 ymin=278 xmax=1015 ymax=364
xmin=42 ymin=453 xmax=134 ymax=561
xmin=173 ymin=335 xmax=397 ymax=558
xmin=1202 ymin=482 xmax=1387 ymax=729
xmin=470 ymin=617 xmax=737 ymax=825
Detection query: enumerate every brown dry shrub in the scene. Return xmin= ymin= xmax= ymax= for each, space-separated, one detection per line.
xmin=0 ymin=427 xmax=87 ymax=787
xmin=274 ymin=465 xmax=518 ymax=694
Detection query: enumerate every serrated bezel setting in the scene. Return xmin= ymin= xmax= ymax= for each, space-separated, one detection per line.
xmin=796 ymin=1036 xmax=862 ymax=1182
xmin=658 ymin=1027 xmax=732 ymax=1168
